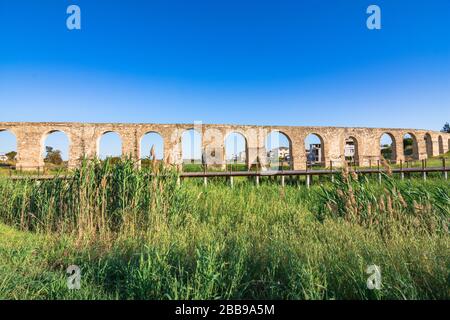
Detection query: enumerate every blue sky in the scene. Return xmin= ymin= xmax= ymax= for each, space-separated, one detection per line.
xmin=1 ymin=0 xmax=449 ymax=159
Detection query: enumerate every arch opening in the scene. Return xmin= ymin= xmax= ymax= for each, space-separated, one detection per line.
xmin=0 ymin=129 xmax=17 ymax=167
xmin=424 ymin=133 xmax=433 ymax=158
xmin=141 ymin=132 xmax=164 ymax=167
xmin=42 ymin=131 xmax=70 ymax=168
xmin=344 ymin=136 xmax=359 ymax=166
xmin=380 ymin=133 xmax=396 ymax=163
xmin=225 ymin=132 xmax=247 ymax=170
xmin=98 ymin=132 xmax=122 ymax=162
xmin=265 ymin=131 xmax=292 ymax=170
xmin=438 ymin=135 xmax=444 ymax=154
xmin=305 ymin=133 xmax=324 ymax=166
xmin=182 ymin=129 xmax=202 ymax=168
xmin=403 ymin=133 xmax=419 ymax=160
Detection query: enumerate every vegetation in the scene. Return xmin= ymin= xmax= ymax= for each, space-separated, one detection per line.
xmin=380 ymin=145 xmax=392 ymax=160
xmin=403 ymin=137 xmax=413 ymax=156
xmin=44 ymin=146 xmax=63 ymax=165
xmin=0 ymin=159 xmax=448 ymax=300
xmin=5 ymin=151 xmax=17 ymax=162
xmin=400 ymin=151 xmax=450 ymax=168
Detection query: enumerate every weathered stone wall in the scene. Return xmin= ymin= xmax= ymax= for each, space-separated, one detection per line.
xmin=0 ymin=122 xmax=449 ymax=170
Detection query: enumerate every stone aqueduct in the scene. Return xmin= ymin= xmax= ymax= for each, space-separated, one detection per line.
xmin=0 ymin=122 xmax=449 ymax=170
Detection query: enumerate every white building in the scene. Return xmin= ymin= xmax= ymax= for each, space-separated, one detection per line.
xmin=237 ymin=151 xmax=246 ymax=162
xmin=267 ymin=147 xmax=290 ymax=161
xmin=0 ymin=154 xmax=8 ymax=162
xmin=344 ymin=139 xmax=356 ymax=158
xmin=228 ymin=151 xmax=246 ymax=163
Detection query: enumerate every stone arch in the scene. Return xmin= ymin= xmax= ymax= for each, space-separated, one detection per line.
xmin=41 ymin=130 xmax=70 ymax=166
xmin=379 ymin=132 xmax=397 ymax=162
xmin=0 ymin=129 xmax=17 ymax=165
xmin=305 ymin=133 xmax=325 ymax=165
xmin=265 ymin=130 xmax=293 ymax=169
xmin=438 ymin=135 xmax=444 ymax=154
xmin=97 ymin=131 xmax=122 ymax=160
xmin=424 ymin=133 xmax=433 ymax=158
xmin=182 ymin=128 xmax=202 ymax=164
xmin=224 ymin=131 xmax=248 ymax=168
xmin=344 ymin=136 xmax=359 ymax=165
xmin=140 ymin=131 xmax=164 ymax=161
xmin=403 ymin=132 xmax=419 ymax=160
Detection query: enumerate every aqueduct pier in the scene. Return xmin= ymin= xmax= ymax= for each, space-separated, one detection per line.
xmin=0 ymin=122 xmax=449 ymax=170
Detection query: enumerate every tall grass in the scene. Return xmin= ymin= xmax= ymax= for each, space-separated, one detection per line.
xmin=317 ymin=165 xmax=449 ymax=234
xmin=0 ymin=159 xmax=448 ymax=299
xmin=0 ymin=159 xmax=181 ymax=240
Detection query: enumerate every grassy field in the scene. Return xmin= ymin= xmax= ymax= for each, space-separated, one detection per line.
xmin=0 ymin=159 xmax=448 ymax=300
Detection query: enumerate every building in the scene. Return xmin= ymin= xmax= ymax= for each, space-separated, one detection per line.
xmin=228 ymin=151 xmax=246 ymax=163
xmin=237 ymin=151 xmax=246 ymax=162
xmin=0 ymin=154 xmax=8 ymax=162
xmin=267 ymin=147 xmax=290 ymax=161
xmin=344 ymin=139 xmax=356 ymax=159
xmin=306 ymin=144 xmax=322 ymax=163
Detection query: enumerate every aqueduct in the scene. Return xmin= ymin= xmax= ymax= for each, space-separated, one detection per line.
xmin=0 ymin=122 xmax=449 ymax=170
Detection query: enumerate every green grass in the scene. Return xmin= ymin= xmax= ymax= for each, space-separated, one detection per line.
xmin=0 ymin=159 xmax=448 ymax=300
xmin=400 ymin=151 xmax=450 ymax=168
xmin=0 ymin=163 xmax=69 ymax=177
xmin=0 ymin=223 xmax=114 ymax=299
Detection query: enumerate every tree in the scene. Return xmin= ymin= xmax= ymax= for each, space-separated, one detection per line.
xmin=381 ymin=145 xmax=392 ymax=159
xmin=403 ymin=138 xmax=413 ymax=147
xmin=442 ymin=122 xmax=450 ymax=133
xmin=5 ymin=151 xmax=17 ymax=161
xmin=403 ymin=138 xmax=413 ymax=156
xmin=44 ymin=146 xmax=63 ymax=165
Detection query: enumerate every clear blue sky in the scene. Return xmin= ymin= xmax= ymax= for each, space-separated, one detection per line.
xmin=1 ymin=0 xmax=449 ymax=159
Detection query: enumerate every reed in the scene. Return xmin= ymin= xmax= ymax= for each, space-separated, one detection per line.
xmin=0 ymin=159 xmax=448 ymax=299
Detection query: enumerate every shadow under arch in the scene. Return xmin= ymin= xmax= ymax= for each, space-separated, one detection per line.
xmin=438 ymin=135 xmax=444 ymax=154
xmin=424 ymin=133 xmax=433 ymax=158
xmin=403 ymin=132 xmax=419 ymax=160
